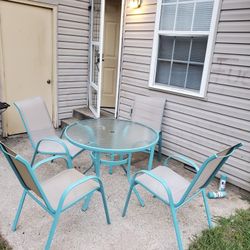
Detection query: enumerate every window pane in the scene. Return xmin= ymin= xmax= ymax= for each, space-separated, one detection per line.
xmin=158 ymin=36 xmax=174 ymax=59
xmin=156 ymin=61 xmax=171 ymax=84
xmin=190 ymin=37 xmax=208 ymax=63
xmin=193 ymin=1 xmax=214 ymax=31
xmin=160 ymin=4 xmax=176 ymax=30
xmin=173 ymin=37 xmax=191 ymax=61
xmin=175 ymin=3 xmax=194 ymax=31
xmin=170 ymin=63 xmax=187 ymax=88
xmin=186 ymin=64 xmax=203 ymax=90
xmin=92 ymin=45 xmax=99 ymax=85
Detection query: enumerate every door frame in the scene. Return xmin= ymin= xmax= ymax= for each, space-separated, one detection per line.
xmin=114 ymin=0 xmax=125 ymax=118
xmin=89 ymin=0 xmax=105 ymax=118
xmin=0 ymin=0 xmax=58 ymax=136
xmin=88 ymin=0 xmax=125 ymax=118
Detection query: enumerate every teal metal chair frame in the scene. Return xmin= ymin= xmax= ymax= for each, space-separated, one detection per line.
xmin=122 ymin=143 xmax=242 ymax=250
xmin=14 ymin=99 xmax=85 ymax=168
xmin=0 ymin=143 xmax=111 ymax=250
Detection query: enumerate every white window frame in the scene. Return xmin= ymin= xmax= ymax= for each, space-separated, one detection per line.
xmin=149 ymin=0 xmax=221 ymax=98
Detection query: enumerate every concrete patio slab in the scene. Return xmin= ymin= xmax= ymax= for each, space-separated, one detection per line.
xmin=0 ymin=134 xmax=249 ymax=250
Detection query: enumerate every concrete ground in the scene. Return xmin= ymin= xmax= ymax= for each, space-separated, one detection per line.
xmin=0 ymin=134 xmax=249 ymax=250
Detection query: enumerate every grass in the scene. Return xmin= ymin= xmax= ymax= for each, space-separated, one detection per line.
xmin=189 ymin=209 xmax=250 ymax=250
xmin=0 ymin=234 xmax=12 ymax=250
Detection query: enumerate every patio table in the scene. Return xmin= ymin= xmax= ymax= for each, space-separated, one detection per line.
xmin=64 ymin=118 xmax=159 ymax=207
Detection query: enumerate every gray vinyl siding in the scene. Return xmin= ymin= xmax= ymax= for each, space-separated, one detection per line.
xmin=57 ymin=0 xmax=90 ymax=120
xmin=0 ymin=0 xmax=90 ymax=130
xmin=118 ymin=0 xmax=250 ymax=191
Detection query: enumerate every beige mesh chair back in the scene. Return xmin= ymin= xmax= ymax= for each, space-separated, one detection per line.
xmin=14 ymin=97 xmax=56 ymax=147
xmin=131 ymin=95 xmax=166 ymax=161
xmin=0 ymin=142 xmax=43 ymax=198
xmin=131 ymin=95 xmax=166 ymax=133
xmin=184 ymin=147 xmax=233 ymax=200
xmin=14 ymin=96 xmax=84 ymax=167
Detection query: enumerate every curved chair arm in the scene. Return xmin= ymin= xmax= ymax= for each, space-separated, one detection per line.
xmin=35 ymin=137 xmax=70 ymax=156
xmin=33 ymin=155 xmax=69 ymax=170
xmin=164 ymin=154 xmax=199 ymax=172
xmin=56 ymin=176 xmax=103 ymax=211
xmin=133 ymin=170 xmax=175 ymax=205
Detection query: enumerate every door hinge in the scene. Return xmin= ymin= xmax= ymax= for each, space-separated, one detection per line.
xmin=88 ymin=5 xmax=92 ymax=11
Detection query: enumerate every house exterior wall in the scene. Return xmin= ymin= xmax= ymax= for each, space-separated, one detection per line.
xmin=56 ymin=0 xmax=90 ymax=120
xmin=118 ymin=0 xmax=250 ymax=191
xmin=0 ymin=0 xmax=90 ymax=129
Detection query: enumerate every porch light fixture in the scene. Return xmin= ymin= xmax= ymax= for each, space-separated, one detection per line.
xmin=129 ymin=0 xmax=141 ymax=9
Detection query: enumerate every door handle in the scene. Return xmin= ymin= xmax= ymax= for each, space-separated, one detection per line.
xmin=47 ymin=79 xmax=51 ymax=84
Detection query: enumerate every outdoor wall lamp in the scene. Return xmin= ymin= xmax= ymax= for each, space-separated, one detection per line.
xmin=129 ymin=0 xmax=141 ymax=9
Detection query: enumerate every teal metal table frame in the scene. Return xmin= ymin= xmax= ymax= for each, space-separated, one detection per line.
xmin=64 ymin=118 xmax=159 ymax=208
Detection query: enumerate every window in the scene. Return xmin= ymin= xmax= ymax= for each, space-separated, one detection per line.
xmin=149 ymin=0 xmax=220 ymax=97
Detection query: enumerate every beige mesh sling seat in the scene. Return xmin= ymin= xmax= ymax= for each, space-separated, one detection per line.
xmin=131 ymin=95 xmax=166 ymax=161
xmin=0 ymin=142 xmax=110 ymax=250
xmin=122 ymin=143 xmax=242 ymax=250
xmin=14 ymin=96 xmax=84 ymax=167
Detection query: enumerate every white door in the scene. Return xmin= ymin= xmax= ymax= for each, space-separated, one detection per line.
xmin=89 ymin=0 xmax=105 ymax=118
xmin=0 ymin=0 xmax=54 ymax=135
xmin=101 ymin=0 xmax=121 ymax=107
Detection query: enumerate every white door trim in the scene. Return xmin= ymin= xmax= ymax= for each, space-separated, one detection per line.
xmin=114 ymin=0 xmax=125 ymax=118
xmin=0 ymin=0 xmax=58 ymax=136
xmin=89 ymin=0 xmax=105 ymax=118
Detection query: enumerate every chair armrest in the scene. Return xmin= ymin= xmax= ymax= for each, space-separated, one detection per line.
xmin=32 ymin=155 xmax=68 ymax=170
xmin=57 ymin=176 xmax=102 ymax=210
xmin=164 ymin=154 xmax=199 ymax=172
xmin=133 ymin=170 xmax=175 ymax=204
xmin=35 ymin=137 xmax=70 ymax=156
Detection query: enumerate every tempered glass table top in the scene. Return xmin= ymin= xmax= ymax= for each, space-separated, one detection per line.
xmin=65 ymin=118 xmax=158 ymax=153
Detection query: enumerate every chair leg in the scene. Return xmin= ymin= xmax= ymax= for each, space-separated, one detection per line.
xmin=31 ymin=151 xmax=38 ymax=166
xmin=83 ymin=162 xmax=94 ymax=175
xmin=169 ymin=204 xmax=183 ymax=250
xmin=109 ymin=154 xmax=115 ymax=175
xmin=157 ymin=133 xmax=162 ymax=162
xmin=99 ymin=185 xmax=111 ymax=224
xmin=66 ymin=155 xmax=73 ymax=169
xmin=122 ymin=181 xmax=135 ymax=217
xmin=202 ymin=189 xmax=213 ymax=228
xmin=45 ymin=211 xmax=61 ymax=250
xmin=12 ymin=190 xmax=27 ymax=231
xmin=133 ymin=187 xmax=145 ymax=207
xmin=81 ymin=193 xmax=93 ymax=212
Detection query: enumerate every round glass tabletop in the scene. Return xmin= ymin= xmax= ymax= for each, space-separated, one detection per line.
xmin=65 ymin=118 xmax=158 ymax=153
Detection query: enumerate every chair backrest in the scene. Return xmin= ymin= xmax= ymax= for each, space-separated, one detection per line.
xmin=14 ymin=97 xmax=56 ymax=147
xmin=180 ymin=143 xmax=242 ymax=203
xmin=131 ymin=96 xmax=166 ymax=133
xmin=0 ymin=142 xmax=42 ymax=198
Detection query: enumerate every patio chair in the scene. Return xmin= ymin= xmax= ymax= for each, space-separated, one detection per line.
xmin=122 ymin=143 xmax=242 ymax=250
xmin=101 ymin=95 xmax=166 ymax=176
xmin=0 ymin=142 xmax=110 ymax=250
xmin=14 ymin=96 xmax=84 ymax=167
xmin=131 ymin=95 xmax=166 ymax=162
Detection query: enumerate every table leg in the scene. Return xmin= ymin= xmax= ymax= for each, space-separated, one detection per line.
xmin=109 ymin=153 xmax=115 ymax=175
xmin=127 ymin=153 xmax=144 ymax=207
xmin=148 ymin=145 xmax=155 ymax=171
xmin=82 ymin=152 xmax=101 ymax=211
